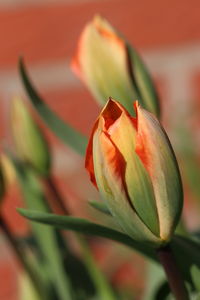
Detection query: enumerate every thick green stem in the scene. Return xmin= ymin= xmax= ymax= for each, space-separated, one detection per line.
xmin=157 ymin=244 xmax=189 ymax=300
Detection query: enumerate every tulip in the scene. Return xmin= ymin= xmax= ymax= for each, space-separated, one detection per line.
xmin=71 ymin=15 xmax=160 ymax=117
xmin=11 ymin=97 xmax=51 ymax=176
xmin=85 ymin=98 xmax=182 ymax=246
xmin=1 ymin=153 xmax=16 ymax=188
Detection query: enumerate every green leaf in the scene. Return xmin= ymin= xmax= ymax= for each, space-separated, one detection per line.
xmin=12 ymin=160 xmax=74 ymax=300
xmin=175 ymin=125 xmax=200 ymax=202
xmin=19 ymin=58 xmax=87 ymax=156
xmin=127 ymin=45 xmax=160 ymax=117
xmin=89 ymin=201 xmax=111 ymax=215
xmin=17 ymin=209 xmax=200 ymax=288
xmin=190 ymin=265 xmax=200 ymax=292
xmin=171 ymin=235 xmax=200 ymax=284
xmin=18 ymin=209 xmax=156 ymax=261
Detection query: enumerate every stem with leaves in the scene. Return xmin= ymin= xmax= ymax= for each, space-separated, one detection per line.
xmin=157 ymin=244 xmax=189 ymax=300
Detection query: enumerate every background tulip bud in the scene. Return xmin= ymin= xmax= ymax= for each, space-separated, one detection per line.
xmin=86 ymin=98 xmax=182 ymax=246
xmin=11 ymin=97 xmax=51 ymax=176
xmin=0 ymin=153 xmax=16 ymax=188
xmin=71 ymin=15 xmax=160 ymax=117
xmin=0 ymin=165 xmax=5 ymax=201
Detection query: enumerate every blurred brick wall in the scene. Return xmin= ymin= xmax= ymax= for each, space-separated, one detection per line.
xmin=1 ymin=0 xmax=200 ymax=299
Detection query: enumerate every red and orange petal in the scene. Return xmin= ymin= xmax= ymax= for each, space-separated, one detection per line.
xmin=94 ymin=21 xmax=125 ymax=50
xmin=85 ymin=119 xmax=99 ymax=188
xmin=86 ymin=99 xmax=138 ymax=189
xmin=134 ymin=103 xmax=159 ymax=178
xmin=101 ymin=98 xmax=133 ymax=130
xmin=70 ymin=25 xmax=88 ymax=81
xmin=100 ymin=130 xmax=127 ymax=192
xmin=132 ymin=102 xmax=150 ymax=171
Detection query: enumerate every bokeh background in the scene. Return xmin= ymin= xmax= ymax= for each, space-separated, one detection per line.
xmin=1 ymin=0 xmax=200 ymax=299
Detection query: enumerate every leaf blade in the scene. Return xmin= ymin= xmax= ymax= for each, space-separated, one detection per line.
xmin=18 ymin=209 xmax=156 ymax=261
xmin=12 ymin=161 xmax=74 ymax=300
xmin=19 ymin=58 xmax=87 ymax=155
xmin=18 ymin=209 xmax=200 ymax=289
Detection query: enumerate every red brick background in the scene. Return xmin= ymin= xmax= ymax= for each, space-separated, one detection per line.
xmin=1 ymin=0 xmax=200 ymax=299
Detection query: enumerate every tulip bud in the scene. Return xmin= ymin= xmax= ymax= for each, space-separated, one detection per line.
xmin=85 ymin=98 xmax=182 ymax=246
xmin=11 ymin=97 xmax=51 ymax=176
xmin=0 ymin=153 xmax=16 ymax=188
xmin=0 ymin=165 xmax=5 ymax=201
xmin=71 ymin=15 xmax=160 ymax=117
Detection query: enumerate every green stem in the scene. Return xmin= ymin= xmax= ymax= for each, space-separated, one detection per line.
xmin=45 ymin=175 xmax=116 ymax=299
xmin=45 ymin=176 xmax=69 ymax=215
xmin=157 ymin=244 xmax=189 ymax=300
xmin=78 ymin=235 xmax=117 ymax=300
xmin=0 ymin=214 xmax=45 ymax=298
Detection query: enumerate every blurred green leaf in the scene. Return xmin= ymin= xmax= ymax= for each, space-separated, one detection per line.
xmin=176 ymin=125 xmax=200 ymax=201
xmin=191 ymin=265 xmax=200 ymax=292
xmin=127 ymin=45 xmax=160 ymax=117
xmin=143 ymin=261 xmax=166 ymax=300
xmin=153 ymin=282 xmax=170 ymax=300
xmin=89 ymin=201 xmax=111 ymax=215
xmin=19 ymin=58 xmax=87 ymax=156
xmin=78 ymin=236 xmax=117 ymax=300
xmin=171 ymin=235 xmax=200 ymax=288
xmin=17 ymin=209 xmax=200 ymax=289
xmin=13 ymin=161 xmax=74 ymax=300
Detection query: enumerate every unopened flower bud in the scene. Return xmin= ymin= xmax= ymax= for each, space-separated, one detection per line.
xmin=71 ymin=15 xmax=160 ymax=117
xmin=86 ymin=99 xmax=182 ymax=246
xmin=11 ymin=97 xmax=51 ymax=176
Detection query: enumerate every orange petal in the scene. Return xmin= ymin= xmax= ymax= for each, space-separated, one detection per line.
xmin=85 ymin=119 xmax=98 ymax=188
xmin=98 ymin=130 xmax=130 ymax=204
xmin=85 ymin=98 xmax=130 ymax=188
xmin=93 ymin=15 xmax=125 ymax=51
xmin=70 ymin=25 xmax=88 ymax=81
xmin=134 ymin=101 xmax=182 ymax=240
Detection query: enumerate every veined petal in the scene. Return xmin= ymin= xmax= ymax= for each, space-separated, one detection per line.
xmin=93 ymin=126 xmax=160 ymax=244
xmin=134 ymin=102 xmax=183 ymax=240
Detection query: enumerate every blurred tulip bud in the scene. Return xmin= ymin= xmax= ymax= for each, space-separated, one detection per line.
xmin=71 ymin=15 xmax=160 ymax=117
xmin=11 ymin=97 xmax=51 ymax=176
xmin=0 ymin=153 xmax=16 ymax=188
xmin=86 ymin=98 xmax=182 ymax=246
xmin=19 ymin=272 xmax=40 ymax=300
xmin=0 ymin=165 xmax=5 ymax=201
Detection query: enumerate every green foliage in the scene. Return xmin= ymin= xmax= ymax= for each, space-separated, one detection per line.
xmin=11 ymin=97 xmax=51 ymax=176
xmin=18 ymin=209 xmax=156 ymax=260
xmin=89 ymin=201 xmax=111 ymax=215
xmin=17 ymin=208 xmax=200 ymax=290
xmin=12 ymin=160 xmax=74 ymax=300
xmin=19 ymin=58 xmax=87 ymax=156
xmin=78 ymin=236 xmax=117 ymax=300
